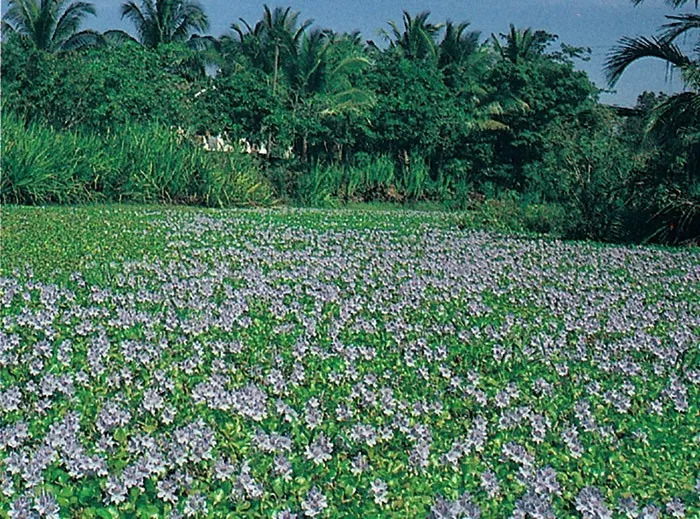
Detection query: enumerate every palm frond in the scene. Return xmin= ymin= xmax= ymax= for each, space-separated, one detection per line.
xmin=646 ymin=91 xmax=700 ymax=142
xmin=171 ymin=1 xmax=208 ymax=41
xmin=60 ymin=28 xmax=101 ymax=50
xmin=119 ymin=0 xmax=209 ymax=47
xmin=187 ymin=34 xmax=217 ymax=51
xmin=102 ymin=29 xmax=139 ymax=45
xmin=121 ymin=1 xmax=150 ymax=44
xmin=321 ymin=88 xmax=375 ymax=116
xmin=631 ymin=0 xmax=698 ymax=7
xmin=3 ymin=0 xmax=98 ymax=52
xmin=52 ymin=1 xmax=96 ymax=48
xmin=3 ymin=0 xmax=37 ymax=37
xmin=1 ymin=19 xmax=20 ymax=35
xmin=331 ymin=56 xmax=370 ymax=77
xmin=661 ymin=13 xmax=700 ymax=42
xmin=606 ymin=36 xmax=691 ymax=86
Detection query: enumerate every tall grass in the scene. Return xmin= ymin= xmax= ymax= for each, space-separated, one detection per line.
xmin=346 ymin=154 xmax=396 ymax=200
xmin=296 ymin=154 xmax=400 ymax=206
xmin=1 ymin=112 xmax=275 ymax=207
xmin=398 ymin=153 xmax=429 ymax=200
xmin=1 ymin=113 xmax=110 ymax=204
xmin=295 ymin=153 xmax=460 ymax=206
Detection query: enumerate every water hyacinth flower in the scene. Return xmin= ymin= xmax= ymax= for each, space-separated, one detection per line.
xmin=639 ymin=504 xmax=662 ymax=519
xmin=666 ymin=498 xmax=686 ymax=518
xmin=480 ymin=469 xmax=500 ymax=498
xmin=8 ymin=495 xmax=34 ymax=519
xmin=305 ymin=432 xmax=333 ymax=465
xmin=617 ymin=496 xmax=639 ymax=518
xmin=156 ymin=477 xmax=179 ymax=504
xmin=183 ymin=492 xmax=207 ymax=517
xmin=430 ymin=492 xmax=481 ymax=519
xmin=575 ymin=487 xmax=612 ymax=519
xmin=350 ymin=453 xmax=369 ymax=476
xmin=34 ymin=492 xmax=60 ymax=519
xmin=104 ymin=475 xmax=128 ymax=505
xmin=273 ymin=454 xmax=293 ymax=481
xmin=301 ymin=486 xmax=328 ymax=518
xmin=370 ymin=478 xmax=388 ymax=506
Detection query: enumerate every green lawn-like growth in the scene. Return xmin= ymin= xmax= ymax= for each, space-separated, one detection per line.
xmin=0 ymin=205 xmax=697 ymax=519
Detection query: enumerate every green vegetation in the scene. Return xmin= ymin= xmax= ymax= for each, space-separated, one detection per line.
xmin=0 ymin=205 xmax=697 ymax=518
xmin=1 ymin=0 xmax=101 ymax=52
xmin=1 ymin=0 xmax=698 ymax=243
xmin=1 ymin=112 xmax=275 ymax=206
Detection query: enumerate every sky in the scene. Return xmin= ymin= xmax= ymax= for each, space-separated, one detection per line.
xmin=3 ymin=0 xmax=696 ymax=106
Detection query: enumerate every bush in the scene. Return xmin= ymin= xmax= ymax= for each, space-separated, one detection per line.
xmin=344 ymin=154 xmax=397 ymax=201
xmin=458 ymin=193 xmax=569 ymax=237
xmin=522 ymin=108 xmax=643 ymax=242
xmin=1 ymin=41 xmax=193 ymax=131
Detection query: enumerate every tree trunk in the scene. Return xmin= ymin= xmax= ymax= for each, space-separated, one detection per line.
xmin=267 ymin=44 xmax=281 ymax=160
xmin=273 ymin=44 xmax=280 ymax=94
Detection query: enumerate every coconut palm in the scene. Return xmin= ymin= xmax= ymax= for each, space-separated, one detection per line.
xmin=104 ymin=0 xmax=210 ymax=49
xmin=491 ymin=25 xmax=554 ymax=64
xmin=437 ymin=20 xmax=485 ymax=91
xmin=608 ymin=0 xmax=699 ymax=239
xmin=227 ymin=8 xmax=372 ymax=159
xmin=438 ymin=21 xmax=481 ymax=69
xmin=380 ymin=11 xmax=443 ymax=62
xmin=283 ymin=28 xmax=374 ymax=160
xmin=286 ymin=29 xmax=372 ymax=111
xmin=1 ymin=0 xmax=101 ymax=52
xmin=231 ymin=5 xmax=313 ymax=93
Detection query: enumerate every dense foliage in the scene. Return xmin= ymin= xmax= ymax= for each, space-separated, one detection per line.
xmin=1 ymin=111 xmax=275 ymax=207
xmin=0 ymin=206 xmax=698 ymax=518
xmin=1 ymin=1 xmax=698 ymax=243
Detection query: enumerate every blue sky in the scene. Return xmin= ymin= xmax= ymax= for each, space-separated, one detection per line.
xmin=4 ymin=0 xmax=696 ymax=106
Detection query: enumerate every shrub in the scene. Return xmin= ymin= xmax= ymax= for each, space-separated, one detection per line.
xmin=522 ymin=108 xmax=643 ymax=241
xmin=1 ymin=42 xmax=193 ymax=131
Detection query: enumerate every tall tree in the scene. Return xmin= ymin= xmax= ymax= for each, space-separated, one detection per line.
xmin=285 ymin=29 xmax=373 ymax=161
xmin=106 ymin=0 xmax=209 ymax=49
xmin=491 ymin=24 xmax=555 ymax=64
xmin=1 ymin=0 xmax=101 ymax=52
xmin=486 ymin=26 xmax=596 ymax=190
xmin=438 ymin=21 xmax=480 ymax=70
xmin=232 ymin=5 xmax=312 ymax=93
xmin=380 ymin=11 xmax=442 ymax=62
xmin=606 ymin=0 xmax=699 ymax=239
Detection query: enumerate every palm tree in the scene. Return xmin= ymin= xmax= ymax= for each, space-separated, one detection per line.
xmin=491 ymin=25 xmax=554 ymax=64
xmin=607 ymin=0 xmax=699 ymax=240
xmin=104 ymin=0 xmax=209 ymax=49
xmin=1 ymin=0 xmax=101 ymax=52
xmin=380 ymin=11 xmax=443 ymax=61
xmin=287 ymin=29 xmax=372 ymax=109
xmin=283 ymin=28 xmax=373 ymax=160
xmin=438 ymin=21 xmax=480 ymax=69
xmin=232 ymin=5 xmax=312 ymax=93
xmin=606 ymin=39 xmax=698 ymax=139
xmin=605 ymin=4 xmax=699 ymax=141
